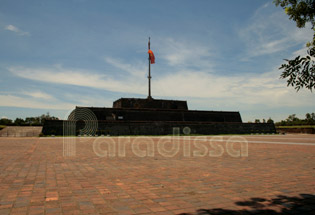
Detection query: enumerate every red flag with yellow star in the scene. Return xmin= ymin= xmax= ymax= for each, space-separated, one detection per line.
xmin=148 ymin=49 xmax=155 ymax=64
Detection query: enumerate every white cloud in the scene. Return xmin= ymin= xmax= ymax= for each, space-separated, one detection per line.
xmin=0 ymin=91 xmax=114 ymax=119
xmin=0 ymin=94 xmax=75 ymax=110
xmin=8 ymin=66 xmax=147 ymax=94
xmin=5 ymin=25 xmax=19 ymax=32
xmin=22 ymin=91 xmax=54 ymax=100
xmin=156 ymin=69 xmax=314 ymax=108
xmin=104 ymin=57 xmax=146 ymax=78
xmin=158 ymin=38 xmax=214 ymax=69
xmin=239 ymin=4 xmax=313 ymax=59
xmin=8 ymin=62 xmax=315 ymax=112
xmin=290 ymin=45 xmax=315 ymax=61
xmin=5 ymin=24 xmax=30 ymax=36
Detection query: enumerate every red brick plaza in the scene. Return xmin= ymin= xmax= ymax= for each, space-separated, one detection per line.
xmin=0 ymin=134 xmax=314 ymax=215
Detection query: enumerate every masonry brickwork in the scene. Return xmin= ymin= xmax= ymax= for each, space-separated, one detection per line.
xmin=42 ymin=98 xmax=276 ymax=136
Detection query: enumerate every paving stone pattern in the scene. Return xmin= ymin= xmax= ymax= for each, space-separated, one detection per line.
xmin=0 ymin=135 xmax=314 ymax=214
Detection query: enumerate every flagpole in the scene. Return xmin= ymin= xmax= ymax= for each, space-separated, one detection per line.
xmin=148 ymin=37 xmax=152 ymax=99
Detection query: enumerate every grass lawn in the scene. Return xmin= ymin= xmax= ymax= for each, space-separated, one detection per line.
xmin=0 ymin=125 xmax=6 ymax=130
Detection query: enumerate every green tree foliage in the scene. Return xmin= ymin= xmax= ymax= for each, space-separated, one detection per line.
xmin=274 ymin=0 xmax=315 ymax=91
xmin=305 ymin=112 xmax=315 ymax=122
xmin=39 ymin=112 xmax=59 ymax=124
xmin=0 ymin=118 xmax=13 ymax=125
xmin=14 ymin=118 xmax=25 ymax=126
xmin=25 ymin=112 xmax=59 ymax=125
xmin=267 ymin=117 xmax=274 ymax=123
xmin=287 ymin=114 xmax=299 ymax=122
xmin=275 ymin=112 xmax=315 ymax=125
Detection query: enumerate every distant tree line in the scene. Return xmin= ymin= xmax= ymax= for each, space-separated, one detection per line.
xmin=254 ymin=118 xmax=275 ymax=124
xmin=0 ymin=113 xmax=59 ymax=126
xmin=253 ymin=113 xmax=315 ymax=126
xmin=275 ymin=113 xmax=315 ymax=126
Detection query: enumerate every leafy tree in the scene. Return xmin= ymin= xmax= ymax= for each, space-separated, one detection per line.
xmin=255 ymin=119 xmax=261 ymax=123
xmin=0 ymin=118 xmax=13 ymax=125
xmin=274 ymin=0 xmax=315 ymax=91
xmin=305 ymin=112 xmax=315 ymax=123
xmin=25 ymin=117 xmax=40 ymax=125
xmin=275 ymin=112 xmax=315 ymax=126
xmin=39 ymin=112 xmax=59 ymax=124
xmin=267 ymin=117 xmax=274 ymax=123
xmin=286 ymin=114 xmax=300 ymax=124
xmin=14 ymin=118 xmax=25 ymax=126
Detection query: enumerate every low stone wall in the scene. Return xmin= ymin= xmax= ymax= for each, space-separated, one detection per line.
xmin=77 ymin=107 xmax=243 ymax=123
xmin=113 ymin=98 xmax=188 ymax=110
xmin=43 ymin=120 xmax=276 ymax=136
xmin=0 ymin=126 xmax=43 ymax=137
xmin=276 ymin=127 xmax=315 ymax=134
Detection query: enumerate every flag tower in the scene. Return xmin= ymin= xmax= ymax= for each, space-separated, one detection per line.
xmin=148 ymin=37 xmax=155 ymax=99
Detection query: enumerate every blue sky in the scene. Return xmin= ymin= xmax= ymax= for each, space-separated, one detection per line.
xmin=0 ymin=0 xmax=314 ymax=122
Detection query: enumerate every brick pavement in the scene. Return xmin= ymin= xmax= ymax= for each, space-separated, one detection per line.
xmin=0 ymin=134 xmax=314 ymax=214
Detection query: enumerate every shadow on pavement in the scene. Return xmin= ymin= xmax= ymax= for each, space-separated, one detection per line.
xmin=178 ymin=194 xmax=315 ymax=215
